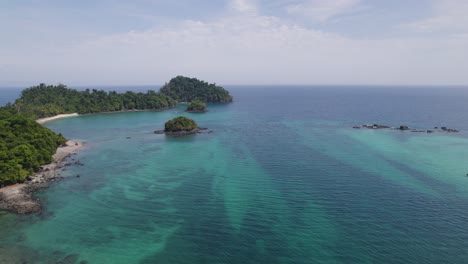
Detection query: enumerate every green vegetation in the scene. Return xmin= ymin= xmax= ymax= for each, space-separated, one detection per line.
xmin=0 ymin=76 xmax=230 ymax=186
xmin=164 ymin=116 xmax=198 ymax=132
xmin=160 ymin=76 xmax=233 ymax=103
xmin=186 ymin=99 xmax=207 ymax=112
xmin=16 ymin=83 xmax=177 ymax=119
xmin=0 ymin=106 xmax=66 ymax=185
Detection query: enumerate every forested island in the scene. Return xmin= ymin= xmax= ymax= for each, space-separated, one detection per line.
xmin=17 ymin=84 xmax=177 ymax=119
xmin=0 ymin=76 xmax=232 ymax=187
xmin=15 ymin=76 xmax=231 ymax=119
xmin=160 ymin=76 xmax=233 ymax=103
xmin=186 ymin=99 xmax=207 ymax=112
xmin=165 ymin=116 xmax=199 ymax=133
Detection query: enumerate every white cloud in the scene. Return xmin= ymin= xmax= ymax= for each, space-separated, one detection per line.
xmin=0 ymin=1 xmax=467 ymax=86
xmin=286 ymin=0 xmax=363 ymax=23
xmin=403 ymin=0 xmax=468 ymax=33
xmin=229 ymin=0 xmax=258 ymax=14
xmin=2 ymin=12 xmax=465 ymax=86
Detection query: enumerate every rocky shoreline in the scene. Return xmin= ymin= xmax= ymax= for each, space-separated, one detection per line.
xmin=154 ymin=127 xmax=213 ymax=136
xmin=0 ymin=140 xmax=83 ymax=214
xmin=352 ymin=124 xmax=460 ymax=133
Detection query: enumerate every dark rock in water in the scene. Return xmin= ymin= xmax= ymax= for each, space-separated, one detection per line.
xmin=399 ymin=125 xmax=410 ymax=130
xmin=352 ymin=126 xmax=361 ymax=129
xmin=154 ymin=130 xmax=165 ymax=134
xmin=126 ymin=137 xmax=131 ymax=139
xmin=441 ymin=126 xmax=447 ymax=131
xmin=76 ymin=174 xmax=80 ymax=178
xmin=362 ymin=124 xmax=390 ymax=129
xmin=427 ymin=130 xmax=434 ymax=133
xmin=434 ymin=127 xmax=438 ymax=129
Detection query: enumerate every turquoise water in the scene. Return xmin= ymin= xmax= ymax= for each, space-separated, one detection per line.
xmin=1 ymin=87 xmax=468 ymax=263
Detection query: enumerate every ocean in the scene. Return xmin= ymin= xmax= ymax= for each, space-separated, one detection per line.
xmin=1 ymin=86 xmax=468 ymax=263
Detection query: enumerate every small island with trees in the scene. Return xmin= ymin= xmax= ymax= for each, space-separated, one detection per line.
xmin=186 ymin=99 xmax=207 ymax=113
xmin=154 ymin=116 xmax=208 ymax=136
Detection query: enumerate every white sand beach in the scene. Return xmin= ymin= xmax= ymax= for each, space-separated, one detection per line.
xmin=36 ymin=113 xmax=79 ymax=124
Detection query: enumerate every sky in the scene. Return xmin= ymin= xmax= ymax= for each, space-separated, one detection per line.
xmin=0 ymin=0 xmax=467 ymax=86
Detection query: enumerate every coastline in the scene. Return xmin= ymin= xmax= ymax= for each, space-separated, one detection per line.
xmin=0 ymin=140 xmax=83 ymax=214
xmin=36 ymin=113 xmax=79 ymax=124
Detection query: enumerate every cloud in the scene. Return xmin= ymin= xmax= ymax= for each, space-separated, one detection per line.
xmin=3 ymin=12 xmax=464 ymax=86
xmin=403 ymin=0 xmax=468 ymax=33
xmin=228 ymin=0 xmax=258 ymax=14
xmin=1 ymin=1 xmax=467 ymax=86
xmin=286 ymin=0 xmax=363 ymax=23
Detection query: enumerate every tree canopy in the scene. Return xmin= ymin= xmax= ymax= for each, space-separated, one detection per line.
xmin=16 ymin=83 xmax=177 ymax=119
xmin=164 ymin=116 xmax=198 ymax=132
xmin=160 ymin=76 xmax=233 ymax=103
xmin=0 ymin=106 xmax=66 ymax=185
xmin=186 ymin=99 xmax=207 ymax=112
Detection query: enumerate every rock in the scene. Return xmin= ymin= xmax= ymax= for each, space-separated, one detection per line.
xmin=126 ymin=137 xmax=131 ymax=139
xmin=427 ymin=130 xmax=434 ymax=133
xmin=154 ymin=130 xmax=165 ymax=134
xmin=352 ymin=126 xmax=361 ymax=129
xmin=441 ymin=126 xmax=447 ymax=131
xmin=76 ymin=174 xmax=80 ymax=178
xmin=399 ymin=125 xmax=410 ymax=130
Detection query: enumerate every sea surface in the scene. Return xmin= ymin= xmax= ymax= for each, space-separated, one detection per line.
xmin=1 ymin=86 xmax=468 ymax=263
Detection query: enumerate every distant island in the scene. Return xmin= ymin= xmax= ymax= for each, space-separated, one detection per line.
xmin=160 ymin=76 xmax=233 ymax=103
xmin=14 ymin=76 xmax=232 ymax=119
xmin=0 ymin=76 xmax=232 ymax=188
xmin=186 ymin=99 xmax=207 ymax=112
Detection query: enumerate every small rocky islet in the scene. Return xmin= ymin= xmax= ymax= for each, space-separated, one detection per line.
xmin=352 ymin=124 xmax=460 ymax=133
xmin=154 ymin=116 xmax=212 ymax=136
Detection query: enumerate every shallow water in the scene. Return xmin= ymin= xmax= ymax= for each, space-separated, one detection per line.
xmin=1 ymin=86 xmax=468 ymax=263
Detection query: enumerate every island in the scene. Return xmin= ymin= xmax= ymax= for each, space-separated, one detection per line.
xmin=14 ymin=76 xmax=232 ymax=119
xmin=0 ymin=76 xmax=231 ymax=213
xmin=154 ymin=116 xmax=209 ymax=136
xmin=160 ymin=76 xmax=233 ymax=103
xmin=186 ymin=99 xmax=207 ymax=113
xmin=2 ymin=75 xmax=230 ymax=186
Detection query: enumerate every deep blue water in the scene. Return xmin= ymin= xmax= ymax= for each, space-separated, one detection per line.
xmin=1 ymin=86 xmax=468 ymax=263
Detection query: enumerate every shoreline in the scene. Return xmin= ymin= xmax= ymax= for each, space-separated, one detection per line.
xmin=34 ymin=107 xmax=176 ymax=124
xmin=0 ymin=140 xmax=83 ymax=214
xmin=36 ymin=113 xmax=79 ymax=124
